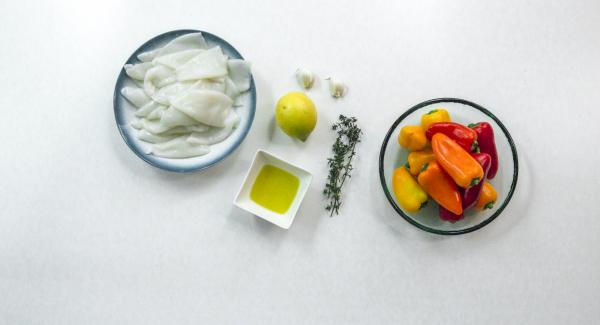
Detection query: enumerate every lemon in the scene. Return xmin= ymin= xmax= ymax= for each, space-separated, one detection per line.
xmin=275 ymin=92 xmax=317 ymax=141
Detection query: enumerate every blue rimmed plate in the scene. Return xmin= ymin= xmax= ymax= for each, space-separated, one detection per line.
xmin=113 ymin=29 xmax=256 ymax=172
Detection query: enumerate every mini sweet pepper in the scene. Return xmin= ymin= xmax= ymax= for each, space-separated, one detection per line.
xmin=392 ymin=167 xmax=428 ymax=212
xmin=421 ymin=108 xmax=450 ymax=130
xmin=425 ymin=122 xmax=478 ymax=152
xmin=417 ymin=161 xmax=463 ymax=215
xmin=398 ymin=125 xmax=427 ymax=151
xmin=475 ymin=181 xmax=497 ymax=210
xmin=406 ymin=149 xmax=436 ymax=176
xmin=438 ymin=152 xmax=492 ymax=221
xmin=469 ymin=122 xmax=499 ymax=179
xmin=431 ymin=133 xmax=484 ymax=188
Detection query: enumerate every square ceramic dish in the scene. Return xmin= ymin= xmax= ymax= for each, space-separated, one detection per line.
xmin=233 ymin=150 xmax=312 ymax=229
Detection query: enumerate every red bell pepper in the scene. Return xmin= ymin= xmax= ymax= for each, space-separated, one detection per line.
xmin=438 ymin=153 xmax=492 ymax=221
xmin=425 ymin=122 xmax=478 ymax=152
xmin=462 ymin=153 xmax=492 ymax=209
xmin=469 ymin=122 xmax=498 ymax=179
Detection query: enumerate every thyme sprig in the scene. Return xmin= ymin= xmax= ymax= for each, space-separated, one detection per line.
xmin=324 ymin=115 xmax=362 ymax=216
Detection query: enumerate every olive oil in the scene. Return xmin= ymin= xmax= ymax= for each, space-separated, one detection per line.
xmin=250 ymin=164 xmax=299 ymax=214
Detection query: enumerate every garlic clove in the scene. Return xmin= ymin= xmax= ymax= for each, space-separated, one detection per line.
xmin=327 ymin=77 xmax=347 ymax=98
xmin=296 ymin=68 xmax=315 ymax=89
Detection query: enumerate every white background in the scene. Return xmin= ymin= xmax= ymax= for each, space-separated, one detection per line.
xmin=2 ymin=1 xmax=599 ymax=324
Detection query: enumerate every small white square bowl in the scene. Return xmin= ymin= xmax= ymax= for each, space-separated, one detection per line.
xmin=233 ymin=149 xmax=313 ymax=229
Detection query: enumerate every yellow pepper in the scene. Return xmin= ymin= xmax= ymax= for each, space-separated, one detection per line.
xmin=398 ymin=125 xmax=427 ymax=151
xmin=392 ymin=167 xmax=428 ymax=212
xmin=407 ymin=149 xmax=436 ymax=176
xmin=421 ymin=108 xmax=451 ymax=130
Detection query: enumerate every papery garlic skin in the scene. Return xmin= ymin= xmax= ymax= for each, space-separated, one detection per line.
xmin=296 ymin=68 xmax=315 ymax=89
xmin=327 ymin=78 xmax=347 ymax=98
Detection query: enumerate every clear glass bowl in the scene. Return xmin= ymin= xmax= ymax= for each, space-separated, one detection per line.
xmin=378 ymin=98 xmax=518 ymax=235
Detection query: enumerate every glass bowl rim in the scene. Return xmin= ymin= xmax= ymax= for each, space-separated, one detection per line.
xmin=378 ymin=97 xmax=519 ymax=235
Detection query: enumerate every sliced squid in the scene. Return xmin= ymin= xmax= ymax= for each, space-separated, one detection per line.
xmin=131 ymin=119 xmax=144 ymax=130
xmin=176 ymin=47 xmax=228 ymax=81
xmin=135 ymin=100 xmax=161 ymax=118
xmin=159 ymin=124 xmax=211 ymax=136
xmin=137 ymin=49 xmax=159 ymax=62
xmin=159 ymin=106 xmax=198 ymax=129
xmin=170 ymin=89 xmax=233 ymax=127
xmin=147 ymin=105 xmax=166 ymax=120
xmin=143 ymin=65 xmax=176 ymax=96
xmin=150 ymin=136 xmax=210 ymax=158
xmin=124 ymin=62 xmax=153 ymax=80
xmin=137 ymin=33 xmax=208 ymax=62
xmin=187 ymin=111 xmax=240 ymax=146
xmin=152 ymin=49 xmax=204 ymax=69
xmin=191 ymin=78 xmax=226 ymax=93
xmin=227 ymin=59 xmax=251 ymax=92
xmin=121 ymin=87 xmax=151 ymax=108
xmin=224 ymin=77 xmax=240 ymax=100
xmin=152 ymin=81 xmax=194 ymax=105
xmin=137 ymin=129 xmax=177 ymax=143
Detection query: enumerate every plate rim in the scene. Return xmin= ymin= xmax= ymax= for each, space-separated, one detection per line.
xmin=378 ymin=97 xmax=519 ymax=235
xmin=113 ymin=29 xmax=256 ymax=173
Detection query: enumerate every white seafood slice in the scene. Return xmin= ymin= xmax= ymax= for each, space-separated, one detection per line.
xmin=186 ymin=111 xmax=240 ymax=146
xmin=160 ymin=124 xmax=210 ymax=136
xmin=131 ymin=119 xmax=144 ymax=130
xmin=124 ymin=62 xmax=153 ymax=80
xmin=152 ymin=79 xmax=226 ymax=106
xmin=147 ymin=105 xmax=166 ymax=120
xmin=227 ymin=59 xmax=251 ymax=92
xmin=137 ymin=129 xmax=177 ymax=144
xmin=159 ymin=105 xmax=198 ymax=129
xmin=224 ymin=77 xmax=240 ymax=100
xmin=137 ymin=33 xmax=208 ymax=62
xmin=170 ymin=89 xmax=232 ymax=127
xmin=137 ymin=49 xmax=159 ymax=62
xmin=191 ymin=78 xmax=226 ymax=93
xmin=152 ymin=49 xmax=204 ymax=69
xmin=143 ymin=65 xmax=176 ymax=96
xmin=121 ymin=87 xmax=151 ymax=108
xmin=140 ymin=119 xmax=170 ymax=134
xmin=151 ymin=81 xmax=193 ymax=105
xmin=135 ymin=101 xmax=161 ymax=118
xmin=150 ymin=136 xmax=210 ymax=158
xmin=176 ymin=47 xmax=227 ymax=81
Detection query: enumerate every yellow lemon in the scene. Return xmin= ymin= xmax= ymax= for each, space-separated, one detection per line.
xmin=275 ymin=92 xmax=317 ymax=141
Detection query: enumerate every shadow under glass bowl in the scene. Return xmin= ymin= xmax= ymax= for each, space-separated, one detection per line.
xmin=113 ymin=29 xmax=256 ymax=173
xmin=379 ymin=98 xmax=518 ymax=235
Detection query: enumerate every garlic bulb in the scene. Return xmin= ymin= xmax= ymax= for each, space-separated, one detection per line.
xmin=327 ymin=77 xmax=347 ymax=98
xmin=296 ymin=68 xmax=315 ymax=89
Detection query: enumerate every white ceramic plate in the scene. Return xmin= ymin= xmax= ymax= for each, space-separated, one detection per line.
xmin=113 ymin=29 xmax=256 ymax=172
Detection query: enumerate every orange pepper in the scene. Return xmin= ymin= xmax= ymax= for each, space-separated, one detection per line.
xmin=398 ymin=125 xmax=427 ymax=151
xmin=417 ymin=161 xmax=463 ymax=215
xmin=431 ymin=133 xmax=483 ymax=188
xmin=407 ymin=149 xmax=436 ymax=176
xmin=475 ymin=181 xmax=497 ymax=210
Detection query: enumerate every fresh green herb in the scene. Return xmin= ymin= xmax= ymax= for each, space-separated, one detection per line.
xmin=324 ymin=115 xmax=362 ymax=216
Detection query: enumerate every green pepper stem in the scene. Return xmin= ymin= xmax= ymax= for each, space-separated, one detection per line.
xmin=470 ymin=177 xmax=480 ymax=187
xmin=484 ymin=201 xmax=495 ymax=210
xmin=420 ymin=162 xmax=429 ymax=173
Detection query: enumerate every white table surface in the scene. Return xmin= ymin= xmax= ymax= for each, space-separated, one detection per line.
xmin=2 ymin=1 xmax=600 ymax=324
